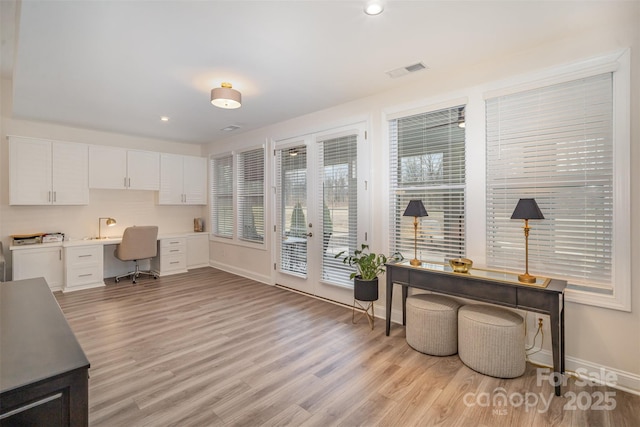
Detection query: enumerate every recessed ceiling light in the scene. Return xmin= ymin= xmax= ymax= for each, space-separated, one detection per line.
xmin=160 ymin=116 xmax=169 ymax=122
xmin=364 ymin=0 xmax=384 ymax=15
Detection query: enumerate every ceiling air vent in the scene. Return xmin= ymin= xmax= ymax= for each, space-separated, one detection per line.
xmin=221 ymin=125 xmax=241 ymax=132
xmin=386 ymin=62 xmax=428 ymax=79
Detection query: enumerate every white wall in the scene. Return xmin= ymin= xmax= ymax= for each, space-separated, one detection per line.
xmin=0 ymin=78 xmax=208 ymax=277
xmin=206 ymin=5 xmax=640 ymax=392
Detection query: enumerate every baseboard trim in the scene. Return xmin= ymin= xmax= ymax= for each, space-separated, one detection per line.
xmin=209 ymin=261 xmax=271 ymax=285
xmin=526 ymin=350 xmax=640 ymax=396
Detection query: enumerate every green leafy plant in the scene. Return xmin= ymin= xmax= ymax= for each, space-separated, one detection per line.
xmin=335 ymin=244 xmax=403 ymax=281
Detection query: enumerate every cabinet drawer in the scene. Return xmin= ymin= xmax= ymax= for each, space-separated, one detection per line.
xmin=160 ymin=237 xmax=186 ymax=249
xmin=161 ymin=253 xmax=187 ymax=271
xmin=160 ymin=245 xmax=186 ymax=257
xmin=66 ymin=265 xmax=102 ymax=287
xmin=66 ymin=245 xmax=102 ymax=265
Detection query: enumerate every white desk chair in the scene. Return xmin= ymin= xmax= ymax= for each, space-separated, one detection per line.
xmin=114 ymin=226 xmax=158 ymax=284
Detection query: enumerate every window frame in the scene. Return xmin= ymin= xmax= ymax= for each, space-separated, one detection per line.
xmin=209 ymin=145 xmax=267 ymax=248
xmin=388 ymin=101 xmax=468 ymax=264
xmin=210 ymin=152 xmax=234 ymax=240
xmin=237 ymin=147 xmax=266 ymax=245
xmin=481 ymin=49 xmax=631 ymax=311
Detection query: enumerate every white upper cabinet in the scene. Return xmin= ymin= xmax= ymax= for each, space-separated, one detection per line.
xmin=158 ymin=154 xmax=207 ymax=205
xmin=9 ymin=136 xmax=89 ymax=205
xmin=183 ymin=155 xmax=207 ymax=204
xmin=89 ymin=146 xmax=160 ymax=190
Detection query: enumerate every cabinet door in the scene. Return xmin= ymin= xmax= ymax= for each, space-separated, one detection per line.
xmin=158 ymin=153 xmax=184 ymax=204
xmin=52 ymin=142 xmax=89 ymax=205
xmin=12 ymin=246 xmax=64 ymax=291
xmin=9 ymin=137 xmax=52 ymax=205
xmin=128 ymin=150 xmax=160 ymax=190
xmin=187 ymin=234 xmax=209 ymax=269
xmin=183 ymin=156 xmax=207 ymax=205
xmin=89 ymin=145 xmax=127 ymax=189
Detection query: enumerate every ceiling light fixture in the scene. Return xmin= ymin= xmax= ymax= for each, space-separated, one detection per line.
xmin=160 ymin=116 xmax=169 ymax=122
xmin=211 ymin=82 xmax=242 ymax=109
xmin=364 ymin=0 xmax=384 ymax=15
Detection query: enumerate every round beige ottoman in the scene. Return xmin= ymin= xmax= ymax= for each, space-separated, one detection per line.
xmin=458 ymin=304 xmax=525 ymax=378
xmin=406 ymin=294 xmax=461 ymax=356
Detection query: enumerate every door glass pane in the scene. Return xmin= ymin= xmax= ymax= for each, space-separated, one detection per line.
xmin=320 ymin=135 xmax=357 ymax=286
xmin=277 ymin=146 xmax=308 ymax=276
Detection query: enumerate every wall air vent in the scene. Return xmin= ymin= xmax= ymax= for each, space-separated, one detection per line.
xmin=221 ymin=125 xmax=241 ymax=132
xmin=386 ymin=62 xmax=428 ymax=79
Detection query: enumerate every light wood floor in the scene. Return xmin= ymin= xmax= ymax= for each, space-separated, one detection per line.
xmin=55 ymin=267 xmax=639 ymax=427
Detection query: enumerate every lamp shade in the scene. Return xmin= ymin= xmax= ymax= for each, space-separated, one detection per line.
xmin=403 ymin=200 xmax=428 ymax=217
xmin=106 ymin=217 xmax=116 ymax=226
xmin=211 ymin=82 xmax=241 ymax=109
xmin=511 ymin=198 xmax=544 ymax=220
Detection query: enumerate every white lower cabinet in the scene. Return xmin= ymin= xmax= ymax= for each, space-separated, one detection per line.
xmin=12 ymin=245 xmax=64 ymax=291
xmin=64 ymin=245 xmax=104 ymax=292
xmin=187 ymin=234 xmax=209 ymax=269
xmin=152 ymin=237 xmax=187 ymax=276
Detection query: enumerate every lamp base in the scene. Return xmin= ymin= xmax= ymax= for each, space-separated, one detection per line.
xmin=518 ymin=273 xmax=537 ymax=284
xmin=410 ymin=258 xmax=421 ymax=266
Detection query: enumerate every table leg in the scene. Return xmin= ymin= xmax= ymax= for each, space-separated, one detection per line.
xmin=402 ymin=285 xmax=408 ymax=326
xmin=386 ymin=274 xmax=393 ymax=336
xmin=550 ymin=294 xmax=564 ymax=396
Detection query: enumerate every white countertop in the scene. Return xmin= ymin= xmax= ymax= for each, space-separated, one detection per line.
xmin=10 ymin=231 xmax=207 ymax=250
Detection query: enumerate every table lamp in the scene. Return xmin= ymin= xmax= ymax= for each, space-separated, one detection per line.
xmin=403 ymin=200 xmax=428 ymax=266
xmin=98 ymin=217 xmax=117 ymax=239
xmin=511 ymin=198 xmax=544 ymax=283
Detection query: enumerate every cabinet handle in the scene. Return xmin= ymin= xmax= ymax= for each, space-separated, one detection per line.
xmin=53 ymin=191 xmax=57 ymax=202
xmin=169 ymin=241 xmax=180 ymax=245
xmin=78 ymin=254 xmax=93 ymax=258
xmin=170 ymin=249 xmax=179 ymax=253
xmin=59 ymin=249 xmax=62 ymax=260
xmin=124 ymin=177 xmax=127 ymax=187
xmin=0 ymin=393 xmax=63 ymax=420
xmin=79 ymin=273 xmax=93 ymax=277
xmin=170 ymin=261 xmax=180 ymax=264
xmin=128 ymin=177 xmax=131 ymax=187
xmin=48 ymin=191 xmax=51 ymax=202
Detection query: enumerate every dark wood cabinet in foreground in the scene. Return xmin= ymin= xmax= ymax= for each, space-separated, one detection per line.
xmin=1 ymin=278 xmax=90 ymax=426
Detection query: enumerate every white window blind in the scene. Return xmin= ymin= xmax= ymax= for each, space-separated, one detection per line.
xmin=319 ymin=134 xmax=358 ymax=286
xmin=389 ymin=106 xmax=466 ymax=261
xmin=276 ymin=146 xmax=308 ymax=276
xmin=485 ymin=73 xmax=614 ymax=290
xmin=237 ymin=148 xmax=265 ymax=244
xmin=211 ymin=154 xmax=233 ymax=238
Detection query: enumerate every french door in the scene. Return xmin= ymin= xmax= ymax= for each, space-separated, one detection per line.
xmin=273 ymin=123 xmax=368 ymax=305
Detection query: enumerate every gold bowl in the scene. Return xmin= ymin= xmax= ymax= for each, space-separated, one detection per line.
xmin=449 ymin=258 xmax=473 ymax=273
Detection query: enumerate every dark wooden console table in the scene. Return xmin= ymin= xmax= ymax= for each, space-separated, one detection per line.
xmin=385 ymin=260 xmax=566 ymax=396
xmin=1 ymin=278 xmax=90 ymax=426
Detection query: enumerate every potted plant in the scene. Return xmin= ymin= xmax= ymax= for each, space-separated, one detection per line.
xmin=335 ymin=244 xmax=403 ymax=302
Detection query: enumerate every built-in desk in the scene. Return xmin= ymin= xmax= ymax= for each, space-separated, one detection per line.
xmin=0 ymin=278 xmax=90 ymax=426
xmin=10 ymin=232 xmax=209 ymax=292
xmin=385 ymin=260 xmax=567 ymax=396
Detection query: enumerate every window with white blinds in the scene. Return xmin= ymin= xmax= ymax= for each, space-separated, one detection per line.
xmin=211 ymin=154 xmax=233 ymax=238
xmin=319 ymin=134 xmax=358 ymax=286
xmin=237 ymin=148 xmax=265 ymax=243
xmin=389 ymin=106 xmax=466 ymax=261
xmin=486 ymin=73 xmax=614 ymax=290
xmin=276 ymin=146 xmax=308 ymax=276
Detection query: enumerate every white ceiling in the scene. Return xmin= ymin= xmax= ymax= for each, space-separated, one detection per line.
xmin=0 ymin=0 xmax=621 ymax=145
